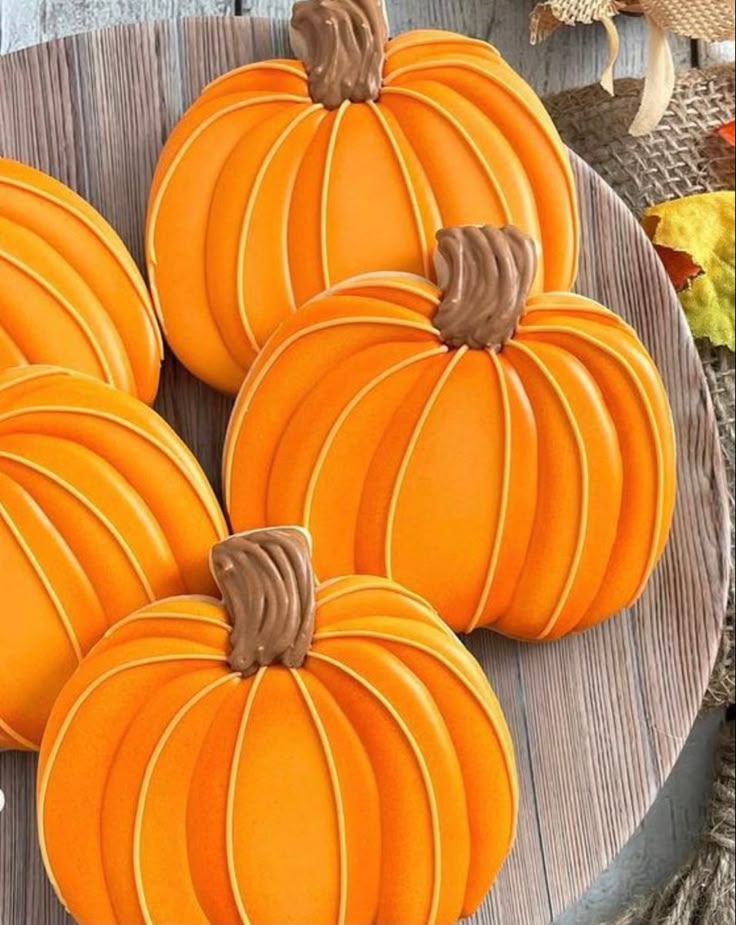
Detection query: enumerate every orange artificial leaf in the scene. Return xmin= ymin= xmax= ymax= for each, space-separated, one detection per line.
xmin=717 ymin=120 xmax=735 ymax=147
xmin=653 ymin=244 xmax=702 ymax=290
xmin=642 ymin=191 xmax=735 ymax=350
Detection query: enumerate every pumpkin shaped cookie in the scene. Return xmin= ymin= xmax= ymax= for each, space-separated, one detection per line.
xmin=146 ymin=0 xmax=578 ymax=393
xmin=0 ymin=366 xmax=226 ymax=750
xmin=224 ymin=225 xmax=676 ymax=639
xmin=0 ymin=159 xmax=161 ymax=401
xmin=38 ymin=527 xmax=517 ymax=925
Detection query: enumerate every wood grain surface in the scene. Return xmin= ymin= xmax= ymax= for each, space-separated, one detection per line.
xmin=0 ymin=15 xmax=730 ymax=925
xmin=0 ymin=0 xmax=698 ymax=90
xmin=245 ymin=0 xmax=695 ymax=95
xmin=0 ymin=0 xmax=233 ymax=51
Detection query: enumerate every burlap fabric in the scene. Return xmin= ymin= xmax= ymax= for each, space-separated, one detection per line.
xmin=531 ymin=0 xmax=734 ymax=42
xmin=544 ymin=64 xmax=735 ymax=924
xmin=643 ymin=0 xmax=734 ymax=41
xmin=532 ymin=3 xmax=734 ymax=137
xmin=530 ymin=0 xmax=616 ymax=40
xmin=546 ymin=66 xmax=735 ymax=217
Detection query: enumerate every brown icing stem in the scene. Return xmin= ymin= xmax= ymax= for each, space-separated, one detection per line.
xmin=433 ymin=225 xmax=538 ymax=351
xmin=290 ymin=0 xmax=388 ymax=109
xmin=211 ymin=528 xmax=316 ymax=676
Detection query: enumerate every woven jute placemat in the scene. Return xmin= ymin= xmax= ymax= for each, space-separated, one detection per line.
xmin=544 ymin=63 xmax=735 ymax=925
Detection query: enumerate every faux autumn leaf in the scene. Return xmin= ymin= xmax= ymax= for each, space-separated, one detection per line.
xmin=642 ymin=191 xmax=735 ymax=350
xmin=717 ymin=120 xmax=735 ymax=147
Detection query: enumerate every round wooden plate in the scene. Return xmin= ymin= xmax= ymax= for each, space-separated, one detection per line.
xmin=0 ymin=16 xmax=729 ymax=925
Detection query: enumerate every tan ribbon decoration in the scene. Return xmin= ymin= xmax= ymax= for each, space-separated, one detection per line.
xmin=598 ymin=15 xmax=620 ymax=95
xmin=628 ymin=15 xmax=675 ymax=137
xmin=530 ymin=0 xmax=734 ymax=135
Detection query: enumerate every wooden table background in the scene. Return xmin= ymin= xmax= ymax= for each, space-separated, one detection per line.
xmin=1 ymin=0 xmax=734 ymax=71
xmin=0 ymin=3 xmax=732 ymax=925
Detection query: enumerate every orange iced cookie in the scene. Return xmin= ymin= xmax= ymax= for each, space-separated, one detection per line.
xmin=146 ymin=0 xmax=579 ymax=393
xmin=0 ymin=158 xmax=162 ymax=401
xmin=0 ymin=366 xmax=226 ymax=750
xmin=224 ymin=225 xmax=676 ymax=639
xmin=38 ymin=527 xmax=517 ymax=925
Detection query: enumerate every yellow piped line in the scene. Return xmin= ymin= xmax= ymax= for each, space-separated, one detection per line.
xmin=0 ymin=716 xmax=37 ymax=751
xmin=0 ymin=403 xmax=227 ymax=540
xmin=223 ymin=315 xmax=438 ymax=507
xmin=0 ymin=496 xmax=82 ymax=661
xmin=0 ymin=317 xmax=28 ymax=363
xmin=146 ymin=94 xmax=307 ymax=361
xmin=37 ymin=652 xmax=228 ymax=908
xmin=519 ymin=323 xmax=666 ymax=606
xmin=316 ymin=578 xmax=455 ymax=639
xmin=466 ymin=350 xmax=512 ymax=633
xmin=384 ymin=57 xmax=580 ymax=277
xmin=385 ymin=34 xmax=499 ymax=60
xmin=291 ymin=670 xmax=349 ymax=925
xmin=320 ymin=103 xmax=349 ymax=290
xmin=0 ymin=176 xmax=160 ymax=353
xmin=381 ymin=86 xmax=512 ymax=225
xmin=317 ymin=577 xmax=443 ymax=616
xmin=147 ymin=94 xmax=309 ymax=266
xmin=0 ymin=365 xmax=62 ymax=396
xmin=0 ymin=450 xmax=156 ymax=603
xmin=523 ymin=297 xmax=639 ymax=337
xmin=382 ymin=56 xmax=577 ymax=215
xmin=236 ymin=105 xmax=324 ymax=351
xmin=226 ymin=669 xmax=266 ymax=925
xmin=0 ymin=247 xmax=117 ymax=386
xmin=303 ymin=270 xmax=441 ymax=308
xmin=505 ymin=340 xmax=590 ymax=639
xmin=202 ymin=61 xmax=308 ymax=96
xmin=384 ymin=347 xmax=467 ymax=580
xmin=376 ymin=102 xmax=446 ymax=232
xmin=105 ymin=609 xmax=230 ymax=639
xmin=282 ymin=111 xmax=329 ymax=312
xmin=526 ymin=294 xmax=615 ymax=315
xmin=367 ymin=101 xmax=431 ymax=279
xmin=303 ymin=346 xmax=447 ymax=532
xmin=308 ymin=650 xmax=442 ymax=925
xmin=133 ymin=673 xmax=238 ymax=925
xmin=312 ymin=628 xmax=518 ymax=809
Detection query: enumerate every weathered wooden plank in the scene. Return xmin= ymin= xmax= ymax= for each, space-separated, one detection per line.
xmin=0 ymin=0 xmax=234 ymax=52
xmin=2 ymin=0 xmax=694 ymax=92
xmin=697 ymin=39 xmax=736 ymax=66
xmin=0 ymin=17 xmax=727 ymax=925
xmin=557 ymin=709 xmax=724 ymax=923
xmin=0 ymin=0 xmax=44 ymax=52
xmin=244 ymin=0 xmax=693 ymax=95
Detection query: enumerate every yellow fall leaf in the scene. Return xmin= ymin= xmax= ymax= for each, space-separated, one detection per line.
xmin=642 ymin=191 xmax=735 ymax=350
